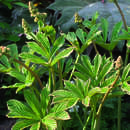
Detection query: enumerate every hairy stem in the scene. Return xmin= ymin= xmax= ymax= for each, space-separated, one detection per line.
xmin=5 ymin=54 xmax=44 ymax=89
xmin=114 ymin=0 xmax=128 ymax=31
xmin=96 ymin=70 xmax=120 ymax=117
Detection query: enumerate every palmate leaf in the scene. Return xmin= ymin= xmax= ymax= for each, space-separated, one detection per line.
xmin=36 ymin=32 xmax=51 ymax=57
xmin=64 ymin=80 xmax=84 ymax=99
xmin=51 ymin=47 xmax=73 ymax=66
xmin=30 ymin=122 xmax=40 ymax=130
xmin=51 ymin=36 xmax=65 ymax=58
xmin=24 ymin=89 xmax=42 ymax=119
xmin=7 ymin=99 xmax=38 ymax=120
xmin=111 ymin=21 xmax=122 ymax=41
xmin=19 ymin=53 xmax=48 ymax=66
xmin=101 ymin=18 xmax=108 ymax=42
xmin=40 ymin=87 xmax=50 ymax=115
xmin=42 ymin=115 xmax=57 ymax=130
xmin=97 ymin=61 xmax=113 ymax=85
xmin=12 ymin=119 xmax=38 ymax=130
xmin=27 ymin=41 xmax=47 ymax=58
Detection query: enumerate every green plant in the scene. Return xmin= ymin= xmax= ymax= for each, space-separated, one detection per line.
xmin=0 ymin=1 xmax=130 ymax=130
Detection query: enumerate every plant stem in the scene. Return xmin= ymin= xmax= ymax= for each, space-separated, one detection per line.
xmin=83 ymin=110 xmax=92 ymax=130
xmin=69 ymin=53 xmax=80 ymax=81
xmin=51 ymin=67 xmax=56 ymax=91
xmin=124 ymin=48 xmax=129 ymax=66
xmin=114 ymin=0 xmax=128 ymax=31
xmin=96 ymin=70 xmax=120 ymax=117
xmin=74 ymin=106 xmax=84 ymax=127
xmin=57 ymin=61 xmax=63 ymax=89
xmin=110 ymin=51 xmax=113 ymax=59
xmin=49 ymin=69 xmax=52 ymax=92
xmin=93 ymin=42 xmax=99 ymax=54
xmin=118 ymin=96 xmax=121 ymax=130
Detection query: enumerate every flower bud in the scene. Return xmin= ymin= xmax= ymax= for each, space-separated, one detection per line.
xmin=22 ymin=19 xmax=31 ymax=34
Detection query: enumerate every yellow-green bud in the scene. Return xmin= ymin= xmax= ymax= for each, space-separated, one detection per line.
xmin=115 ymin=56 xmax=123 ymax=69
xmin=75 ymin=13 xmax=82 ymax=23
xmin=22 ymin=19 xmax=31 ymax=34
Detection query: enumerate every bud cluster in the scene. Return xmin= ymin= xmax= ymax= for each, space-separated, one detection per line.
xmin=0 ymin=46 xmax=10 ymax=57
xmin=28 ymin=1 xmax=47 ymax=23
xmin=22 ymin=19 xmax=31 ymax=34
xmin=74 ymin=13 xmax=83 ymax=24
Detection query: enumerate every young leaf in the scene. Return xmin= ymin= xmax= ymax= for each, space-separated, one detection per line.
xmin=27 ymin=42 xmax=47 ymax=58
xmin=76 ymin=28 xmax=85 ymax=44
xmin=51 ymin=47 xmax=73 ymax=66
xmin=111 ymin=21 xmax=122 ymax=41
xmin=88 ymin=87 xmax=101 ymax=97
xmin=54 ymin=111 xmax=70 ymax=120
xmin=94 ymin=54 xmax=102 ymax=76
xmin=101 ymin=18 xmax=108 ymax=42
xmin=0 ymin=55 xmax=11 ymax=68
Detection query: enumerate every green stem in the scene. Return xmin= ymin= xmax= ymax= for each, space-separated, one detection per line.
xmin=51 ymin=67 xmax=56 ymax=91
xmin=93 ymin=43 xmax=99 ymax=54
xmin=117 ymin=96 xmax=121 ymax=130
xmin=49 ymin=69 xmax=52 ymax=92
xmin=109 ymin=51 xmax=113 ymax=59
xmin=124 ymin=48 xmax=129 ymax=66
xmin=58 ymin=61 xmax=63 ymax=89
xmin=69 ymin=53 xmax=80 ymax=81
xmin=91 ymin=106 xmax=96 ymax=130
xmin=83 ymin=110 xmax=92 ymax=130
xmin=74 ymin=106 xmax=84 ymax=127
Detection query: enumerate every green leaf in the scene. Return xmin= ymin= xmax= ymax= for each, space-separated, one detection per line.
xmin=76 ymin=28 xmax=85 ymax=44
xmin=121 ymin=82 xmax=130 ymax=95
xmin=7 ymin=100 xmax=37 ymax=120
xmin=94 ymin=54 xmax=102 ymax=76
xmin=81 ymin=55 xmax=93 ymax=77
xmin=51 ymin=36 xmax=65 ymax=58
xmin=42 ymin=116 xmax=57 ymax=130
xmin=122 ymin=63 xmax=130 ymax=81
xmin=97 ymin=61 xmax=113 ymax=85
xmin=13 ymin=2 xmax=28 ymax=8
xmin=40 ymin=88 xmax=50 ymax=115
xmin=0 ymin=55 xmax=10 ymax=68
xmin=0 ymin=64 xmax=8 ymax=72
xmin=27 ymin=42 xmax=47 ymax=58
xmin=82 ymin=96 xmax=90 ymax=107
xmin=54 ymin=111 xmax=70 ymax=120
xmin=24 ymin=90 xmax=42 ymax=119
xmin=101 ymin=18 xmax=108 ymax=42
xmin=7 ymin=69 xmax=26 ymax=82
xmin=36 ymin=32 xmax=50 ymax=57
xmin=111 ymin=21 xmax=122 ymax=41
xmin=12 ymin=119 xmax=38 ymax=130
xmin=65 ymin=80 xmax=84 ymax=99
xmin=30 ymin=122 xmax=40 ymax=130
xmin=51 ymin=47 xmax=73 ymax=66
xmin=20 ymin=53 xmax=48 ymax=66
